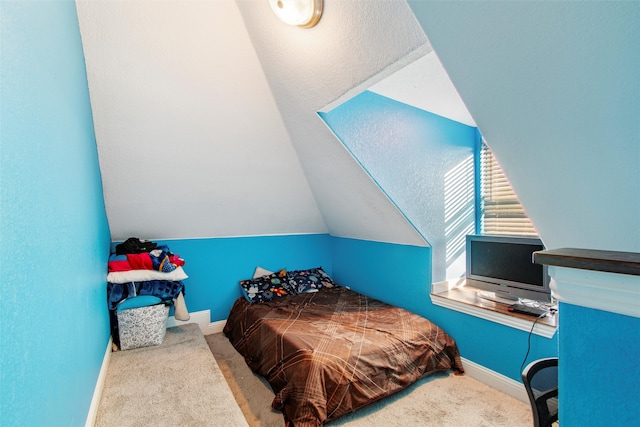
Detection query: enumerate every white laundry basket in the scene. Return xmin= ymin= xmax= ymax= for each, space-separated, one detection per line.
xmin=116 ymin=297 xmax=170 ymax=350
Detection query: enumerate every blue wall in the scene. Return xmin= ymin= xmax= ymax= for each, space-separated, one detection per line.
xmin=329 ymin=237 xmax=557 ymax=382
xmin=0 ymin=2 xmax=112 ymax=425
xmin=331 ymin=237 xmax=432 ymax=310
xmin=320 ymin=91 xmax=476 ymax=282
xmin=152 ymin=233 xmax=557 ymax=382
xmin=559 ymin=303 xmax=640 ymax=426
xmin=131 ymin=234 xmax=557 ymax=382
xmin=154 ymin=234 xmax=333 ymax=321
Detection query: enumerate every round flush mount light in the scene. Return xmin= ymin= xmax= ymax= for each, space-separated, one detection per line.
xmin=268 ymin=0 xmax=323 ymax=28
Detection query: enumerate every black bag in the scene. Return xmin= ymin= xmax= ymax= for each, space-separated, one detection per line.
xmin=115 ymin=237 xmax=157 ymax=255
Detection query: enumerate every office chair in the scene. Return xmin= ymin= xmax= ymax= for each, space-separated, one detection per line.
xmin=521 ymin=357 xmax=559 ymax=427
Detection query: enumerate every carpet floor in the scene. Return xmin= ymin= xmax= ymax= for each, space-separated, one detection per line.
xmin=96 ymin=324 xmax=248 ymax=426
xmin=205 ymin=332 xmax=534 ymax=427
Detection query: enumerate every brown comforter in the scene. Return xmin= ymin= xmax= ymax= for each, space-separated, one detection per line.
xmin=223 ymin=286 xmax=464 ymax=426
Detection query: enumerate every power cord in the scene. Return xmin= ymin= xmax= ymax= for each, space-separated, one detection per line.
xmin=520 ymin=312 xmax=546 ymax=375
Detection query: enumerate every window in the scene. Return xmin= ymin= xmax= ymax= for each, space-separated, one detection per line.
xmin=479 ymin=142 xmax=538 ymax=236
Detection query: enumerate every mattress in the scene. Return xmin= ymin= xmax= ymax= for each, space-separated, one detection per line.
xmin=223 ymin=286 xmax=464 ymax=426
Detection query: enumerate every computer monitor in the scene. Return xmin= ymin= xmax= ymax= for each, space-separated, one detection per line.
xmin=465 ymin=234 xmax=551 ymax=303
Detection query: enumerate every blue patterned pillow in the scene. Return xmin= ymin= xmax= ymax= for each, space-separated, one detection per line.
xmin=287 ymin=267 xmax=336 ymax=294
xmin=240 ymin=269 xmax=292 ymax=303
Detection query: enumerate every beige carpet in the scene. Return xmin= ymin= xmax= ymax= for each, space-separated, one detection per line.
xmin=96 ymin=324 xmax=248 ymax=427
xmin=205 ymin=332 xmax=534 ymax=427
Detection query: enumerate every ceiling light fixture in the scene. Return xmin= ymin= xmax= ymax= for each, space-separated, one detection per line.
xmin=268 ymin=0 xmax=323 ymax=28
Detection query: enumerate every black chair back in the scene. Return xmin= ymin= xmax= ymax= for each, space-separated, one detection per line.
xmin=522 ymin=357 xmax=558 ymax=427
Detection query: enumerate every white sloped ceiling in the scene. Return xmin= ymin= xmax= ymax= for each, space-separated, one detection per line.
xmin=77 ymin=0 xmax=431 ymax=246
xmin=76 ymin=0 xmax=327 ymax=241
xmin=408 ymin=1 xmax=640 ymax=252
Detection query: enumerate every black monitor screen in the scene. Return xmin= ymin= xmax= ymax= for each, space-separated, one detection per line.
xmin=470 ymin=240 xmax=544 ymax=287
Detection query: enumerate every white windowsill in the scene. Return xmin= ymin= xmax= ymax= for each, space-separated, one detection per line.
xmin=430 ymin=279 xmax=558 ymax=339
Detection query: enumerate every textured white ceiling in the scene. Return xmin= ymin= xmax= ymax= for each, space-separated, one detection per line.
xmin=236 ymin=0 xmax=430 ymax=246
xmin=370 ymin=52 xmax=476 ymax=127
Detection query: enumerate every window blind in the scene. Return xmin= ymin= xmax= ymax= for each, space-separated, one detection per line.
xmin=480 ymin=143 xmax=538 ymax=236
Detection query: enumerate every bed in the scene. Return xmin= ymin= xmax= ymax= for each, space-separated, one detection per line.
xmin=223 ymin=281 xmax=464 ymax=427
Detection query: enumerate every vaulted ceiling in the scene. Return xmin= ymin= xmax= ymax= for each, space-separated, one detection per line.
xmin=77 ymin=0 xmax=639 ymax=252
xmin=77 ymin=0 xmax=445 ymax=245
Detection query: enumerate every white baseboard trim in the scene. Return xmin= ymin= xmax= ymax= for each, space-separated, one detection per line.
xmin=203 ymin=319 xmax=226 ymax=335
xmin=85 ymin=336 xmax=113 ymax=427
xmin=461 ymin=357 xmax=528 ymax=403
xmin=166 ymin=309 xmax=226 ymax=335
xmin=166 ymin=309 xmax=210 ymax=332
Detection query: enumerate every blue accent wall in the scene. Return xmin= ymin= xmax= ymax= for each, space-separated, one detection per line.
xmin=138 ymin=234 xmax=558 ymax=383
xmin=330 ymin=237 xmax=557 ymax=382
xmin=153 ymin=234 xmax=332 ymax=321
xmin=435 ymin=307 xmax=558 ymax=381
xmin=331 ymin=237 xmax=432 ymax=310
xmin=0 ymin=2 xmax=112 ymax=425
xmin=118 ymin=233 xmax=556 ymax=382
xmin=559 ymin=303 xmax=640 ymax=426
xmin=320 ymin=91 xmax=476 ymax=282
xmin=144 ymin=234 xmax=556 ymax=382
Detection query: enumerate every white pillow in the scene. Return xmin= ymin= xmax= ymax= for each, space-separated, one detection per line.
xmin=253 ymin=266 xmax=274 ymax=279
xmin=107 ymin=266 xmax=188 ymax=284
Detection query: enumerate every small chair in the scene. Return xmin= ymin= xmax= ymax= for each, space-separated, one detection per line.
xmin=521 ymin=357 xmax=559 ymax=427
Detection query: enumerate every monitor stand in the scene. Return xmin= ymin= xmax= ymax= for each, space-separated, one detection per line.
xmin=477 ymin=290 xmax=520 ymax=305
